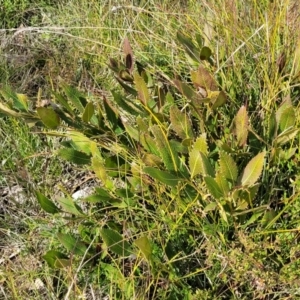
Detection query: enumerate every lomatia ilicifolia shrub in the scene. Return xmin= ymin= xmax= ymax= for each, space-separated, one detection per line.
xmin=0 ymin=32 xmax=299 ymax=298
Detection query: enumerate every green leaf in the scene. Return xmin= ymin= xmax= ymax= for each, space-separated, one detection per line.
xmin=276 ymin=98 xmax=292 ymax=126
xmin=272 ymin=147 xmax=297 ymax=163
xmin=219 ymin=152 xmax=238 ymax=182
xmin=192 ymin=135 xmax=208 ymax=155
xmin=218 ymin=202 xmax=228 ymax=224
xmin=100 ymin=228 xmax=131 ymax=257
xmin=144 ymin=167 xmax=182 ymax=187
xmin=133 ymin=71 xmax=149 ymax=106
xmin=142 ymin=153 xmax=162 ymax=167
xmin=196 ymin=34 xmax=204 ymax=48
xmin=58 ymin=148 xmax=91 ymax=165
xmin=134 ymin=236 xmax=152 ymax=261
xmin=294 ymin=41 xmax=300 ymax=76
xmin=215 ymin=172 xmax=230 ymax=195
xmin=0 ymin=86 xmax=28 ymax=111
xmin=166 ymin=91 xmax=175 ymax=105
xmin=169 ymin=105 xmax=194 ymax=139
xmin=115 ymin=77 xmax=138 ymax=96
xmin=103 ymin=96 xmax=118 ymax=129
xmin=57 ymin=233 xmax=88 ymax=256
xmin=140 ymin=133 xmax=161 ymax=156
xmin=189 ymin=150 xmax=215 ymax=178
xmin=191 ymin=66 xmax=218 ymax=91
xmin=200 ymin=46 xmax=212 ymax=60
xmin=261 ymin=209 xmax=276 ymax=228
xmin=37 ymin=107 xmax=61 ymax=129
xmin=56 ymin=197 xmax=84 ymax=216
xmin=91 ymin=156 xmax=107 ymax=182
xmin=177 ymin=31 xmax=200 ymax=62
xmin=111 ymin=90 xmax=143 ymax=116
xmin=63 ymin=85 xmax=85 ymax=113
xmin=124 ymin=123 xmax=140 ymax=141
xmin=204 ymin=176 xmax=224 ymax=199
xmin=241 ymin=151 xmax=265 ymax=187
xmin=82 ymin=102 xmax=95 ymax=123
xmin=36 ymin=191 xmax=60 ymax=214
xmin=43 ymin=250 xmax=69 ymax=268
xmin=211 ymin=90 xmax=226 ymax=109
xmin=173 ymin=79 xmax=204 ymax=102
xmin=268 ymin=111 xmax=277 ymax=141
xmin=238 ymin=184 xmax=260 ymax=207
xmin=204 ymin=202 xmax=218 ymax=212
xmin=52 ymin=91 xmax=75 ymax=116
xmin=189 ymin=149 xmax=202 ymax=178
xmin=279 ymin=106 xmax=295 ymax=132
xmin=54 ymin=259 xmax=72 ymax=269
xmin=16 ymin=94 xmax=29 ymax=111
xmin=235 ymin=105 xmax=248 ymax=147
xmin=67 ymin=131 xmax=99 ymax=156
xmin=119 ymin=69 xmax=133 ymax=82
xmin=152 ymin=125 xmax=180 ymax=171
xmin=82 ymin=194 xmax=105 ymax=203
xmin=0 ymin=102 xmax=27 ymax=118
xmin=275 ymin=128 xmax=299 ymax=146
xmin=83 ymin=189 xmax=115 ymax=203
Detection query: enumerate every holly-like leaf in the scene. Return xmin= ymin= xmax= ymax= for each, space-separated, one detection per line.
xmin=219 ymin=152 xmax=238 ymax=182
xmin=275 ymin=128 xmax=299 ymax=146
xmin=192 ymin=134 xmax=208 ymax=155
xmin=36 ymin=191 xmax=60 ymax=214
xmin=57 ymin=233 xmax=88 ymax=256
xmin=52 ymin=92 xmax=74 ymax=116
xmin=111 ymin=90 xmax=143 ymax=116
xmin=43 ymin=250 xmax=69 ymax=269
xmin=173 ymin=79 xmax=205 ymax=102
xmin=103 ymin=96 xmax=118 ymax=129
xmin=170 ymin=105 xmax=194 ymax=139
xmin=235 ymin=105 xmax=248 ymax=147
xmin=135 ymin=236 xmax=152 ymax=261
xmin=239 ymin=184 xmax=260 ymax=207
xmin=177 ymin=31 xmax=200 ymax=62
xmin=215 ymin=171 xmax=230 ymax=196
xmin=204 ymin=176 xmax=223 ymax=199
xmin=100 ymin=228 xmax=132 ymax=257
xmin=133 ymin=72 xmax=149 ymax=106
xmin=115 ymin=77 xmax=138 ymax=96
xmin=276 ymin=98 xmax=292 ymax=126
xmin=37 ymin=107 xmax=61 ymax=129
xmin=268 ymin=111 xmax=277 ymax=141
xmin=119 ymin=69 xmax=133 ymax=82
xmin=152 ymin=125 xmax=180 ymax=171
xmin=144 ymin=167 xmax=182 ymax=187
xmin=82 ymin=102 xmax=95 ymax=123
xmin=92 ymin=156 xmax=107 ymax=183
xmin=211 ymin=90 xmax=226 ymax=109
xmin=56 ymin=197 xmax=84 ymax=216
xmin=279 ymin=106 xmax=295 ymax=132
xmin=189 ymin=150 xmax=215 ymax=178
xmin=241 ymin=151 xmax=265 ymax=187
xmin=63 ymin=85 xmax=85 ymax=113
xmin=0 ymin=86 xmax=28 ymax=111
xmin=191 ymin=66 xmax=218 ymax=91
xmin=58 ymin=148 xmax=91 ymax=165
